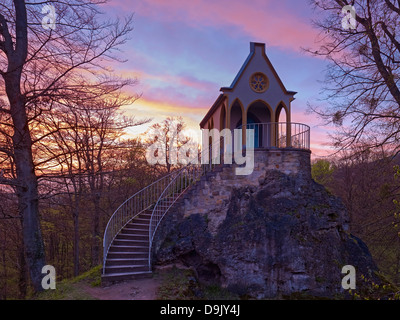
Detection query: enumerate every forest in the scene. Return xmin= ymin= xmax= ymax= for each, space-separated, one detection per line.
xmin=312 ymin=151 xmax=400 ymax=287
xmin=0 ymin=114 xmax=190 ymax=299
xmin=2 ymin=0 xmax=400 ymax=299
xmin=0 ymin=0 xmax=195 ymax=298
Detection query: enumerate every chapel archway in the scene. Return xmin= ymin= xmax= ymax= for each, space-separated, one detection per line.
xmin=246 ymin=100 xmax=272 ymax=148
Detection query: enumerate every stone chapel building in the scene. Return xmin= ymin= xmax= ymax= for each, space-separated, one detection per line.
xmin=199 ymin=42 xmax=309 ymax=152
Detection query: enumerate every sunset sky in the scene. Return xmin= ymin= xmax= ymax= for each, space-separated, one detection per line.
xmin=103 ymin=0 xmax=339 ymax=157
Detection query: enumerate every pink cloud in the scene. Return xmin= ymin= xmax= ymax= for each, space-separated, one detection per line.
xmin=118 ymin=67 xmax=220 ymax=109
xmin=111 ymin=0 xmax=320 ymax=52
xmin=102 ymin=0 xmax=333 ymax=153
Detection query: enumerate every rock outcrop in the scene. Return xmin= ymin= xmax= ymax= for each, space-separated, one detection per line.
xmin=152 ymin=153 xmax=378 ymax=299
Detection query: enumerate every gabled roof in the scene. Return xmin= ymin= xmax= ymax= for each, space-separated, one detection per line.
xmin=220 ymin=42 xmax=297 ymax=96
xmin=199 ymin=94 xmax=225 ymax=128
xmin=199 ymin=42 xmax=297 ymax=128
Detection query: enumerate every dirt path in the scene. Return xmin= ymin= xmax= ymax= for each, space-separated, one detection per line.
xmin=81 ymin=277 xmax=160 ymax=300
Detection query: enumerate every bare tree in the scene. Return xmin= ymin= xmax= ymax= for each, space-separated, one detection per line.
xmin=317 ymin=145 xmax=400 ymax=283
xmin=307 ymin=0 xmax=400 ymax=156
xmin=0 ymin=0 xmax=135 ymax=291
xmin=144 ymin=117 xmax=195 ymax=174
xmin=39 ymin=90 xmax=149 ymax=272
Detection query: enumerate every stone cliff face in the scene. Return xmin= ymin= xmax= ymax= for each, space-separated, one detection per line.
xmin=152 ymin=151 xmax=378 ymax=299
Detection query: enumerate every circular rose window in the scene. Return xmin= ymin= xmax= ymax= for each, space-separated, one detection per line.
xmin=249 ymin=72 xmax=269 ymax=93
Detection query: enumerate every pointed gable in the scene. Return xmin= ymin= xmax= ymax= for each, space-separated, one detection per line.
xmin=221 ymin=43 xmax=296 ymax=96
xmin=221 ymin=42 xmax=296 ymax=110
xmin=200 ymin=42 xmax=296 ymax=130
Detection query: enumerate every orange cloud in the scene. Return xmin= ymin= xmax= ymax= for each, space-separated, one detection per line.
xmin=123 ymin=96 xmax=336 ymax=156
xmin=103 ymin=0 xmax=334 ymax=152
xmin=121 ymin=95 xmax=208 ymax=137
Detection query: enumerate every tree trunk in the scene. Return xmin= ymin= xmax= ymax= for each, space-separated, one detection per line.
xmin=17 ymin=235 xmax=27 ymax=299
xmin=91 ymin=194 xmax=101 ymax=267
xmin=73 ymin=205 xmax=80 ymax=277
xmin=1 ymin=0 xmax=46 ymax=293
xmin=13 ymin=104 xmax=46 ymax=292
xmin=1 ymin=227 xmax=7 ymax=300
xmin=4 ymin=74 xmax=46 ymax=293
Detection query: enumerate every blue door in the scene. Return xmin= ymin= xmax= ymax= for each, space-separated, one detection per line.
xmin=246 ymin=116 xmax=260 ymax=148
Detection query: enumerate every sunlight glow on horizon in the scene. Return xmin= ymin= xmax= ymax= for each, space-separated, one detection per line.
xmin=104 ymin=0 xmax=336 ymax=158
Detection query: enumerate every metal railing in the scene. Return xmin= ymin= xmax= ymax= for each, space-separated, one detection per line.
xmin=237 ymin=122 xmax=310 ymax=150
xmin=147 ymin=159 xmax=218 ymax=270
xmin=102 ymin=171 xmax=178 ymax=274
xmin=102 ymin=142 xmax=220 ymax=274
xmin=103 ymin=122 xmax=310 ymax=274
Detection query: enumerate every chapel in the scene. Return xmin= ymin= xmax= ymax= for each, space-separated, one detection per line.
xmin=199 ymin=42 xmax=309 ymax=151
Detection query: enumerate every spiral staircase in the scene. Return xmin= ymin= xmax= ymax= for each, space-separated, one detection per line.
xmin=101 ymin=123 xmax=310 ymax=284
xmin=101 ymin=152 xmax=218 ymax=283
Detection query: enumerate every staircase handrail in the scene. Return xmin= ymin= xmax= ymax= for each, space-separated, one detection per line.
xmin=147 ymin=141 xmax=222 ymax=270
xmin=103 ymin=123 xmax=311 ymax=275
xmin=102 ymin=170 xmax=178 ymax=274
xmin=147 ymin=164 xmax=201 ymax=269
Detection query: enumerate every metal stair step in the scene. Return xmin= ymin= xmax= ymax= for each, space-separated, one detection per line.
xmin=137 ymin=214 xmax=152 ymax=220
xmin=106 ymin=258 xmax=148 ymax=266
xmin=127 ymin=220 xmax=149 ymax=225
xmin=112 ymin=239 xmax=148 ymax=246
xmin=131 ymin=218 xmax=151 ymax=224
xmin=116 ymin=234 xmax=148 ymax=241
xmin=131 ymin=214 xmax=152 ymax=220
xmin=120 ymin=228 xmax=148 ymax=235
xmin=101 ymin=271 xmax=152 ymax=284
xmin=104 ymin=265 xmax=149 ymax=274
xmin=106 ymin=252 xmax=148 ymax=259
xmin=109 ymin=245 xmax=148 ymax=253
xmin=102 ymin=183 xmax=191 ymax=286
xmin=124 ymin=223 xmax=149 ymax=230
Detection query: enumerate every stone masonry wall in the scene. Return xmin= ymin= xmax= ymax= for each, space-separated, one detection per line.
xmin=182 ymin=149 xmax=311 ymax=235
xmin=152 ymin=148 xmax=379 ymax=298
